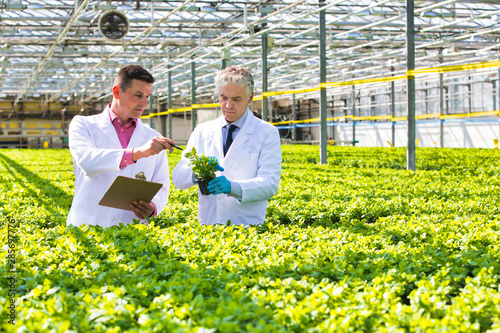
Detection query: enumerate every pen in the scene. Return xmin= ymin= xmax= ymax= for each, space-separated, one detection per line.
xmin=171 ymin=144 xmax=183 ymax=151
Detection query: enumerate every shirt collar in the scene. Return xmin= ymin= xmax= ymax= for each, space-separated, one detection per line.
xmin=223 ymin=108 xmax=249 ymax=129
xmin=108 ymin=105 xmax=137 ymax=127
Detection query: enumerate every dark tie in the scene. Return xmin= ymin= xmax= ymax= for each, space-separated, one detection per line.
xmin=224 ymin=124 xmax=237 ymax=156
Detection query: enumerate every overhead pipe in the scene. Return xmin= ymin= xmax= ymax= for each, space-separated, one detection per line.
xmin=151 ymin=0 xmax=478 ymax=92
xmin=80 ymin=2 xmax=500 ymax=104
xmin=15 ymin=0 xmax=92 ymax=105
xmin=49 ymin=0 xmax=197 ymax=103
xmin=152 ymin=0 xmax=394 ymax=97
xmin=153 ymin=0 xmax=315 ymax=76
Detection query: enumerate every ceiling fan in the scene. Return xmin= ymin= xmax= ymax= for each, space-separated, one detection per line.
xmin=98 ymin=11 xmax=129 ymax=40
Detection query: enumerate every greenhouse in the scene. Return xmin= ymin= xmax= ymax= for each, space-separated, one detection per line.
xmin=1 ymin=0 xmax=500 ymax=332
xmin=2 ymin=0 xmax=500 ymax=152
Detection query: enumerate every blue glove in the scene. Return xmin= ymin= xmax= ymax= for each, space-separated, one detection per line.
xmin=207 ymin=176 xmax=231 ymax=195
xmin=201 ymin=156 xmax=224 ymax=171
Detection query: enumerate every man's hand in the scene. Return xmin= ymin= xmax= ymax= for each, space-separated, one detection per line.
xmin=207 ymin=176 xmax=231 ymax=195
xmin=130 ymin=200 xmax=155 ymax=219
xmin=204 ymin=156 xmax=224 ymax=171
xmin=132 ymin=136 xmax=176 ymax=161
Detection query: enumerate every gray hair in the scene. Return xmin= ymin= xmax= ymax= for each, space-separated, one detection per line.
xmin=214 ymin=65 xmax=254 ymax=99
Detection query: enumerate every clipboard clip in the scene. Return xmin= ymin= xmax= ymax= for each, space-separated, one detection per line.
xmin=135 ymin=171 xmax=147 ymax=181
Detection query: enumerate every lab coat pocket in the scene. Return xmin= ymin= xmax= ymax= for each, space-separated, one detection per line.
xmin=240 ymin=152 xmax=258 ymax=162
xmin=235 ymin=153 xmax=258 ymax=179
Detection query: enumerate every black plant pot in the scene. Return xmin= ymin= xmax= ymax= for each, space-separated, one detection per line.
xmin=197 ymin=177 xmax=213 ymax=196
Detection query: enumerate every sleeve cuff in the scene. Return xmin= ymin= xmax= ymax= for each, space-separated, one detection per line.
xmin=229 ymin=181 xmax=242 ymax=200
xmin=119 ymin=148 xmax=135 ymax=169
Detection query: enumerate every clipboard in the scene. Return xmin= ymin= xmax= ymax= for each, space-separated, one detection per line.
xmin=98 ymin=176 xmax=163 ymax=211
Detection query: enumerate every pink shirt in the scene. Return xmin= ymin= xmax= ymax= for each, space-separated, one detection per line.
xmin=108 ymin=107 xmax=157 ymax=217
xmin=109 ymin=107 xmax=136 ymax=169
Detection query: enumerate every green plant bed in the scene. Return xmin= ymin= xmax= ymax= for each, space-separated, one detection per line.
xmin=0 ymin=147 xmax=499 ymax=332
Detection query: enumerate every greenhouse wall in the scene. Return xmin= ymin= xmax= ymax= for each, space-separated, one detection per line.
xmin=334 ymin=118 xmax=500 ymax=149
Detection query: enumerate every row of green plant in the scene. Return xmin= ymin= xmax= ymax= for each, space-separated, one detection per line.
xmin=0 ymin=146 xmax=499 ymax=332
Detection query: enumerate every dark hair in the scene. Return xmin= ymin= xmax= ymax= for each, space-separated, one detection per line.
xmin=115 ymin=65 xmax=155 ymax=92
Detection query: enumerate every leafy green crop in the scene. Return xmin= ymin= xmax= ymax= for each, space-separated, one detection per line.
xmin=184 ymin=147 xmax=218 ymax=181
xmin=0 ymin=147 xmax=499 ymax=332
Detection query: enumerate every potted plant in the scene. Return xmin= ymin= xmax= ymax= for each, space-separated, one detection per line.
xmin=185 ymin=147 xmax=218 ymax=195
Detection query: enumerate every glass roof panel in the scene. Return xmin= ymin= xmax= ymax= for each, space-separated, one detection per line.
xmin=1 ymin=0 xmax=500 ymax=107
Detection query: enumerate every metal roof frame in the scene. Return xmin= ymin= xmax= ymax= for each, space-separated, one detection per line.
xmin=1 ymin=0 xmax=500 ymax=111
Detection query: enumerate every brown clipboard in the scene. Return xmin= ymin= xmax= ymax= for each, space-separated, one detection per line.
xmin=98 ymin=176 xmax=163 ymax=211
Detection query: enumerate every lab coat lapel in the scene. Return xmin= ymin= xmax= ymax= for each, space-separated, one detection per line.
xmin=213 ymin=116 xmax=225 ymax=158
xmin=225 ymin=112 xmax=255 ymax=157
xmin=128 ymin=118 xmax=147 ymax=148
xmin=97 ymin=109 xmax=122 ymax=149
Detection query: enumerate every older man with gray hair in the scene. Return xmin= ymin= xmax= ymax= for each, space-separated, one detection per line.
xmin=172 ymin=65 xmax=282 ymax=226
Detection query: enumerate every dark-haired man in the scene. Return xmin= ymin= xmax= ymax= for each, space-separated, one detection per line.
xmin=67 ymin=65 xmax=175 ymax=228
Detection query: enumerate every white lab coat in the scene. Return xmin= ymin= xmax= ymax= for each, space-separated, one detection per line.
xmin=172 ymin=110 xmax=281 ymax=226
xmin=66 ymin=108 xmax=170 ymax=228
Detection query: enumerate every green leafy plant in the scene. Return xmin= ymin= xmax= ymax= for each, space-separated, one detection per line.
xmin=184 ymin=147 xmax=218 ymax=181
xmin=184 ymin=147 xmax=218 ymax=195
xmin=2 ymin=147 xmax=500 ymax=332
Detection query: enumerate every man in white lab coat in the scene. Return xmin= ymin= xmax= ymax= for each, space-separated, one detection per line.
xmin=172 ymin=65 xmax=282 ymax=226
xmin=67 ymin=65 xmax=176 ymax=228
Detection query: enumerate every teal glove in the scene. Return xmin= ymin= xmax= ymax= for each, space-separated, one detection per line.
xmin=207 ymin=176 xmax=231 ymax=195
xmin=201 ymin=157 xmax=224 ymax=171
